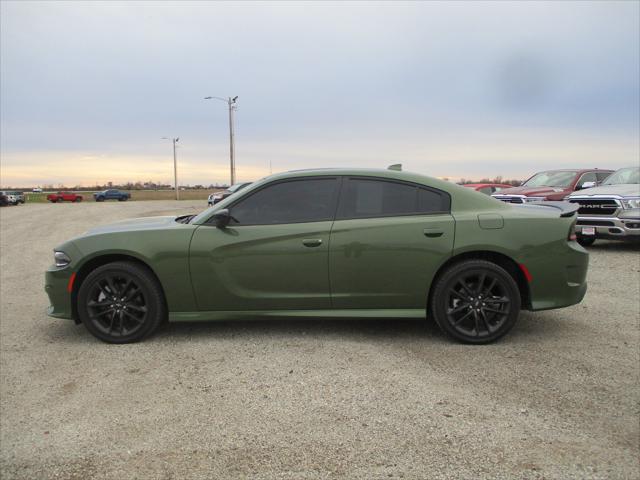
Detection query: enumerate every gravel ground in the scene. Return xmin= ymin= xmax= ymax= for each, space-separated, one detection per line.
xmin=1 ymin=201 xmax=638 ymax=479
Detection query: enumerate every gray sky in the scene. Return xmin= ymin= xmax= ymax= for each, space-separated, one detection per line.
xmin=1 ymin=0 xmax=638 ymax=187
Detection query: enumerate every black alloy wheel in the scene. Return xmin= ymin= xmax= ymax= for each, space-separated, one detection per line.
xmin=77 ymin=262 xmax=165 ymax=343
xmin=430 ymin=260 xmax=521 ymax=344
xmin=576 ymin=236 xmax=596 ymax=247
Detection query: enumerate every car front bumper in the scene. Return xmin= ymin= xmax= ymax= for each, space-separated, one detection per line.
xmin=576 ymin=213 xmax=640 ymax=240
xmin=45 ymin=266 xmax=74 ymax=320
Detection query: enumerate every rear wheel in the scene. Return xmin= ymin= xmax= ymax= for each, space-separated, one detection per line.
xmin=577 ymin=236 xmax=596 ymax=247
xmin=77 ymin=262 xmax=166 ymax=343
xmin=429 ymin=260 xmax=521 ymax=344
xmin=75 ymin=197 xmax=82 ymax=202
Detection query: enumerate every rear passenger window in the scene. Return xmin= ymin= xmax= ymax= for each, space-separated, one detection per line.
xmin=337 ymin=178 xmax=449 ymax=219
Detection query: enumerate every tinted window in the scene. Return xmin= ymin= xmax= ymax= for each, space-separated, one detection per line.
xmin=596 ymin=171 xmax=612 ymax=183
xmin=229 ymin=178 xmax=339 ymax=225
xmin=337 ymin=178 xmax=449 ymax=219
xmin=478 ymin=187 xmax=493 ymax=195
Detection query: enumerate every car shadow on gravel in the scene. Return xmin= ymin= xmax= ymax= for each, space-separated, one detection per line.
xmin=44 ymin=311 xmax=572 ymax=345
xmin=585 ymin=240 xmax=640 ymax=252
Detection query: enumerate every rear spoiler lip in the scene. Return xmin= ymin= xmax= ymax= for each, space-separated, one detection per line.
xmin=514 ymin=201 xmax=579 ymax=218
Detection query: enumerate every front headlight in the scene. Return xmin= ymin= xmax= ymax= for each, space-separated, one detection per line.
xmin=54 ymin=251 xmax=71 ymax=268
xmin=621 ymin=198 xmax=640 ymax=209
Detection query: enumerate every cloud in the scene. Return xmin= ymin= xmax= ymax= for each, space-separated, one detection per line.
xmin=1 ymin=1 xmax=638 ymax=186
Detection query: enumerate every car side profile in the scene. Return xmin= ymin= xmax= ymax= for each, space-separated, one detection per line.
xmin=47 ymin=191 xmax=84 ymax=203
xmin=0 ymin=191 xmax=25 ymax=205
xmin=93 ymin=189 xmax=130 ymax=202
xmin=45 ymin=169 xmax=588 ymax=344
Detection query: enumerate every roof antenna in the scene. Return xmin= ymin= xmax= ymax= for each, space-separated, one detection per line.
xmin=387 ymin=164 xmax=402 ymax=171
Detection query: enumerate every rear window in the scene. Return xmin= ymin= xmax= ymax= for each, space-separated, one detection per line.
xmin=337 ymin=178 xmax=450 ymax=219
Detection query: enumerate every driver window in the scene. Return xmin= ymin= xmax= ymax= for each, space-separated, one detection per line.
xmin=229 ymin=178 xmax=339 ymax=225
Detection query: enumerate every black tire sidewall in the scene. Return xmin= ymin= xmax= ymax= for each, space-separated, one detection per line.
xmin=577 ymin=236 xmax=596 ymax=247
xmin=77 ymin=262 xmax=165 ymax=343
xmin=430 ymin=260 xmax=521 ymax=344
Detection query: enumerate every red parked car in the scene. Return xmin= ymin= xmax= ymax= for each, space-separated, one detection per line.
xmin=47 ymin=191 xmax=83 ymax=203
xmin=491 ymin=169 xmax=613 ymax=204
xmin=462 ymin=183 xmax=514 ymax=195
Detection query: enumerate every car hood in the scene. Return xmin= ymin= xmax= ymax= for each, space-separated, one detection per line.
xmin=83 ymin=216 xmax=181 ymax=235
xmin=495 ymin=186 xmax=568 ymax=196
xmin=568 ymin=184 xmax=640 ymax=197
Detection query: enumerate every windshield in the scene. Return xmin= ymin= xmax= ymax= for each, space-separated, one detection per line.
xmin=523 ymin=171 xmax=578 ymax=188
xmin=603 ymin=167 xmax=640 ymax=185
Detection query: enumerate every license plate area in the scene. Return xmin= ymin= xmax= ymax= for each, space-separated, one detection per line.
xmin=581 ymin=226 xmax=596 ymax=236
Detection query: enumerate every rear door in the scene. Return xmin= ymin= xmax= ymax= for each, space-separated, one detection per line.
xmin=329 ymin=177 xmax=455 ymax=309
xmin=189 ymin=177 xmax=341 ymax=311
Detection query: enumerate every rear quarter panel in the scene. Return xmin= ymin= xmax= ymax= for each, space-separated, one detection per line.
xmin=452 ymin=203 xmax=588 ymax=310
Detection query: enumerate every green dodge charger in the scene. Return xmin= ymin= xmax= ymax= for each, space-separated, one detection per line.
xmin=45 ymin=168 xmax=588 ymax=344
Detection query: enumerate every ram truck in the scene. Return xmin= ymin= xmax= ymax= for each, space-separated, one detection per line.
xmin=567 ymin=167 xmax=640 ymax=246
xmin=492 ymin=169 xmax=612 ymax=204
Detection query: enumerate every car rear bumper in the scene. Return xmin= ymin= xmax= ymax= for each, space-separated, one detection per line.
xmin=525 ymin=241 xmax=589 ymax=311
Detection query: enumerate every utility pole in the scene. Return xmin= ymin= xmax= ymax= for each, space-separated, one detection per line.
xmin=162 ymin=137 xmax=180 ymax=200
xmin=172 ymin=137 xmax=180 ymax=200
xmin=205 ymin=95 xmax=238 ymax=186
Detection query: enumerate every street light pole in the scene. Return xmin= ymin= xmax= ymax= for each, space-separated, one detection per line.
xmin=162 ymin=137 xmax=180 ymax=200
xmin=205 ymin=95 xmax=238 ymax=186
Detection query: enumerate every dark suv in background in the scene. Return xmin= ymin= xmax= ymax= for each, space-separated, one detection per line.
xmin=93 ymin=189 xmax=131 ymax=202
xmin=492 ymin=169 xmax=612 ymax=203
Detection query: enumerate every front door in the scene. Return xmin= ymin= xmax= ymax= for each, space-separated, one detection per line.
xmin=189 ymin=177 xmax=340 ymax=311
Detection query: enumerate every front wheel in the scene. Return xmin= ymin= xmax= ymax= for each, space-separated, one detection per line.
xmin=429 ymin=260 xmax=521 ymax=344
xmin=577 ymin=236 xmax=596 ymax=247
xmin=77 ymin=262 xmax=166 ymax=343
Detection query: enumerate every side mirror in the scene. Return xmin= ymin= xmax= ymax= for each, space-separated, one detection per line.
xmin=578 ymin=181 xmax=596 ymax=190
xmin=210 ymin=209 xmax=232 ymax=228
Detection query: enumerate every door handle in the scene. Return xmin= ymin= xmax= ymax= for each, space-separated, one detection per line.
xmin=423 ymin=228 xmax=444 ymax=238
xmin=302 ymin=238 xmax=323 ymax=247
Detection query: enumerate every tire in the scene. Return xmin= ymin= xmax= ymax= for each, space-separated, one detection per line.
xmin=577 ymin=236 xmax=596 ymax=247
xmin=96 ymin=197 xmax=104 ymax=202
xmin=75 ymin=197 xmax=82 ymax=203
xmin=429 ymin=259 xmax=521 ymax=344
xmin=50 ymin=199 xmax=57 ymax=203
xmin=77 ymin=261 xmax=166 ymax=343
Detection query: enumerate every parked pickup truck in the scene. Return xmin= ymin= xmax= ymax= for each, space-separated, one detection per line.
xmin=0 ymin=191 xmax=25 ymax=205
xmin=492 ymin=169 xmax=613 ymax=204
xmin=567 ymin=166 xmax=640 ymax=246
xmin=93 ymin=189 xmax=131 ymax=202
xmin=47 ymin=191 xmax=83 ymax=203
